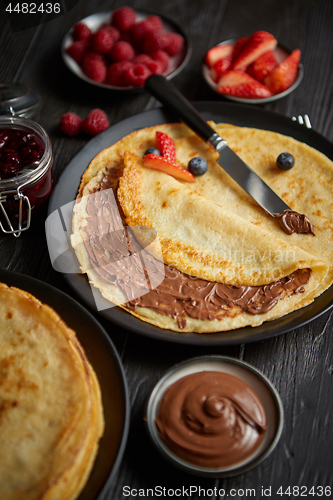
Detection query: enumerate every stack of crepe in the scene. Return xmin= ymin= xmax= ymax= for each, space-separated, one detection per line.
xmin=71 ymin=122 xmax=333 ymax=333
xmin=0 ymin=284 xmax=104 ymax=500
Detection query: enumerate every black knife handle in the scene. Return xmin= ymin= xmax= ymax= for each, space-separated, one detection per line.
xmin=145 ymin=75 xmax=218 ymax=145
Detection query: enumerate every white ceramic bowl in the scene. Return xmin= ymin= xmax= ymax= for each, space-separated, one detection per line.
xmin=62 ymin=9 xmax=192 ymax=91
xmin=202 ymin=38 xmax=304 ymax=104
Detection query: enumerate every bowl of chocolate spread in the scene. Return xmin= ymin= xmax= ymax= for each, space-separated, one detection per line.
xmin=146 ymin=355 xmax=283 ymax=476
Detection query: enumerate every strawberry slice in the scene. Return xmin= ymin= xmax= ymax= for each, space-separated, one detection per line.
xmin=232 ymin=36 xmax=249 ymax=62
xmin=209 ymin=55 xmax=233 ymax=82
xmin=264 ymin=49 xmax=301 ymax=94
xmin=143 ymin=154 xmax=194 ymax=182
xmin=233 ymin=31 xmax=277 ymax=70
xmin=155 ymin=131 xmax=176 ymax=163
xmin=217 ymin=70 xmax=272 ymax=98
xmin=205 ymin=43 xmax=234 ymax=68
xmin=247 ymin=50 xmax=278 ymax=82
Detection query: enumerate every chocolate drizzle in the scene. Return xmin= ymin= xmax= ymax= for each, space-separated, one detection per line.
xmin=80 ymin=176 xmax=312 ymax=329
xmin=274 ymin=210 xmax=315 ymax=235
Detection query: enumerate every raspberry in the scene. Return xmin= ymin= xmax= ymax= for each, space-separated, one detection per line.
xmin=130 ymin=19 xmax=154 ymax=44
xmin=123 ymin=64 xmax=152 ymax=87
xmin=150 ymin=50 xmax=170 ymax=72
xmin=82 ymin=58 xmax=107 ymax=83
xmin=106 ymin=61 xmax=133 ymax=86
xmin=82 ymin=109 xmax=110 ymax=136
xmin=66 ymin=40 xmax=89 ymax=64
xmin=163 ymin=33 xmax=184 ymax=56
xmin=101 ymin=25 xmax=120 ymax=42
xmin=132 ymin=54 xmax=152 ymax=65
xmin=142 ymin=31 xmax=166 ymax=55
xmin=91 ymin=28 xmax=114 ymax=53
xmin=111 ymin=6 xmax=136 ymax=31
xmin=109 ymin=41 xmax=135 ymax=62
xmin=146 ymin=59 xmax=164 ymax=74
xmin=119 ymin=31 xmax=133 ymax=44
xmin=72 ymin=22 xmax=92 ymax=42
xmin=59 ymin=113 xmax=82 ymax=136
xmin=146 ymin=14 xmax=164 ymax=32
xmin=82 ymin=51 xmax=106 ymax=66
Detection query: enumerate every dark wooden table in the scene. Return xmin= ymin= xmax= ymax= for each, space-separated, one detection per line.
xmin=1 ymin=0 xmax=333 ymax=499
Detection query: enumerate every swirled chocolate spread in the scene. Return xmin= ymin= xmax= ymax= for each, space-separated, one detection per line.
xmin=274 ymin=210 xmax=315 ymax=235
xmin=155 ymin=371 xmax=267 ymax=468
xmin=81 ymin=183 xmax=311 ymax=329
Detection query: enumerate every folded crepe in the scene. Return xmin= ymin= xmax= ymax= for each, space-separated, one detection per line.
xmin=0 ymin=284 xmax=104 ymax=500
xmin=71 ymin=122 xmax=333 ymax=333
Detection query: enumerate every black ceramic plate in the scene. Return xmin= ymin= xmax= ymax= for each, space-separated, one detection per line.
xmin=0 ymin=270 xmax=130 ymax=499
xmin=48 ymin=102 xmax=333 ymax=345
xmin=62 ymin=9 xmax=191 ymax=91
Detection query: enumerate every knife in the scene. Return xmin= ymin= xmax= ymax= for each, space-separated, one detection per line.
xmin=145 ymin=75 xmax=292 ymax=222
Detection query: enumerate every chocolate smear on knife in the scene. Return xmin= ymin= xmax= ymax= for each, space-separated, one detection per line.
xmin=274 ymin=210 xmax=315 ymax=235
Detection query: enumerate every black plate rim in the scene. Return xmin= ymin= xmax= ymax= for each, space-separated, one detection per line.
xmin=61 ymin=7 xmax=192 ymax=92
xmin=0 ymin=269 xmax=130 ymax=499
xmin=47 ymin=102 xmax=333 ymax=346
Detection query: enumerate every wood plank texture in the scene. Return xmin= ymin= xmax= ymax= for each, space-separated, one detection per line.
xmin=1 ymin=0 xmax=333 ymax=498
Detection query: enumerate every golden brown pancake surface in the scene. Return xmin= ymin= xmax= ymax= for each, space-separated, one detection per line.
xmin=0 ymin=283 xmax=104 ymax=500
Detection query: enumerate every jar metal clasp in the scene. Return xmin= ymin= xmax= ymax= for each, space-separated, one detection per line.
xmin=0 ymin=113 xmax=53 ymax=237
xmin=0 ymin=189 xmax=31 ymax=237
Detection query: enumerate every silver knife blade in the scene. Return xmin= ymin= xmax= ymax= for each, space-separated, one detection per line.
xmin=210 ymin=133 xmax=291 ymax=217
xmin=145 ymin=75 xmax=292 ymax=220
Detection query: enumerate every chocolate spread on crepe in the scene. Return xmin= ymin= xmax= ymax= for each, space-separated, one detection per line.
xmin=71 ymin=121 xmax=332 ymax=334
xmin=82 ymin=182 xmax=311 ymax=329
xmin=155 ymin=371 xmax=267 ymax=468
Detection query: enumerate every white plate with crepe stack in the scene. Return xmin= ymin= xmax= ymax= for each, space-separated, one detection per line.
xmin=0 ymin=270 xmax=129 ymax=500
xmin=48 ymin=102 xmax=333 ymax=345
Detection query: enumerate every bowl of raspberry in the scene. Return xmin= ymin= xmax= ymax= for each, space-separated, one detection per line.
xmin=202 ymin=31 xmax=303 ymax=103
xmin=62 ymin=6 xmax=191 ymax=90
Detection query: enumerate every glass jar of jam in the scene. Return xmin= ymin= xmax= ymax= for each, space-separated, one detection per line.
xmin=0 ymin=115 xmax=53 ymax=236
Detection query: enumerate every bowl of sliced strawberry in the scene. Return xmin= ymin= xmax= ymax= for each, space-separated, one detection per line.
xmin=203 ymin=30 xmax=303 ymax=103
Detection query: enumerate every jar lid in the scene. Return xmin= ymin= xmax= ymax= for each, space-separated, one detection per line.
xmin=0 ymin=82 xmax=41 ymax=119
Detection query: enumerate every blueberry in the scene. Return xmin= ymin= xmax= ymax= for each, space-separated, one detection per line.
xmin=144 ymin=147 xmax=160 ymax=156
xmin=277 ymin=152 xmax=295 ymax=170
xmin=188 ymin=157 xmax=208 ymax=176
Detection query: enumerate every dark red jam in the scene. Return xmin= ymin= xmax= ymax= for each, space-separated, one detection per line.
xmin=3 ymin=169 xmax=53 ymax=226
xmin=0 ymin=126 xmax=53 ymax=232
xmin=0 ymin=128 xmax=44 ymax=179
